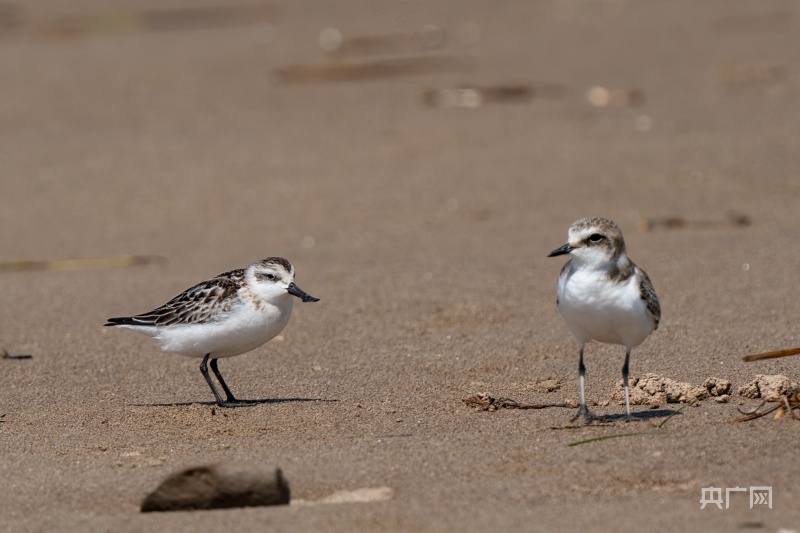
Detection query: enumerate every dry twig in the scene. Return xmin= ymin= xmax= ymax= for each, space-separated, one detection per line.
xmin=462 ymin=393 xmax=571 ymax=412
xmin=732 ymin=391 xmax=800 ymax=423
xmin=743 ymin=347 xmax=800 ymax=362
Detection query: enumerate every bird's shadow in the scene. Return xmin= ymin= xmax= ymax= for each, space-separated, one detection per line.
xmin=551 ymin=408 xmax=683 ymax=429
xmin=601 ymin=408 xmax=681 ymax=423
xmin=133 ymin=397 xmax=338 ymax=408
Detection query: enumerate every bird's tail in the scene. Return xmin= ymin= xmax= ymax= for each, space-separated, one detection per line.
xmin=104 ymin=316 xmax=136 ymax=327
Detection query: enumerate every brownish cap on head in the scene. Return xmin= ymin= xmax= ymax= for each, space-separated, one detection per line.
xmin=255 ymin=257 xmax=294 ymax=275
xmin=567 ymin=217 xmax=626 ymax=256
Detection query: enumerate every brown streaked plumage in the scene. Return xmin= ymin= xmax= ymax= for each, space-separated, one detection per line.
xmin=106 ymin=271 xmax=244 ymax=327
xmin=104 ymin=256 xmax=319 ymax=407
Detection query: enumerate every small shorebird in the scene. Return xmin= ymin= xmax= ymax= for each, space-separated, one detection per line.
xmin=105 ymin=257 xmax=319 ymax=407
xmin=548 ymin=217 xmax=660 ymax=422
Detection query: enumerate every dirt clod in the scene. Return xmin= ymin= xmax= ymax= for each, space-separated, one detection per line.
xmin=611 ymin=374 xmax=732 ymax=407
xmin=737 ymin=374 xmax=799 ymax=402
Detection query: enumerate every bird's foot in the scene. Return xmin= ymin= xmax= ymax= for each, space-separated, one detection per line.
xmin=571 ymin=405 xmax=605 ymax=424
xmin=216 ymin=399 xmax=259 ymax=408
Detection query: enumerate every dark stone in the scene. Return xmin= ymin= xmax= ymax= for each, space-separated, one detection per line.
xmin=141 ymin=462 xmax=290 ymax=512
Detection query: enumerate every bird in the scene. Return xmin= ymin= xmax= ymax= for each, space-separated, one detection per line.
xmin=548 ymin=217 xmax=660 ymax=422
xmin=105 ymin=257 xmax=319 ymax=407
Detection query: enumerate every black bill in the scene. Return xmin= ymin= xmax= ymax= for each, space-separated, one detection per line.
xmin=547 ymin=243 xmax=573 ymax=257
xmin=287 ymin=281 xmax=320 ymax=302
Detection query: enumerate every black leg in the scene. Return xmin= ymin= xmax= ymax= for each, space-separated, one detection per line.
xmin=200 ymin=353 xmax=226 ymax=406
xmin=571 ymin=344 xmax=603 ymax=424
xmin=198 ymin=354 xmax=256 ymax=408
xmin=578 ymin=344 xmax=586 ymax=409
xmin=622 ymin=347 xmax=632 ymax=419
xmin=210 ymin=358 xmax=237 ymax=402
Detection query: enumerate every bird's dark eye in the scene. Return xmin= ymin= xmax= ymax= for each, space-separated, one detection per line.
xmin=266 ymin=273 xmax=276 ymax=280
xmin=588 ymin=234 xmax=604 ymax=243
xmin=257 ymin=272 xmax=277 ymax=282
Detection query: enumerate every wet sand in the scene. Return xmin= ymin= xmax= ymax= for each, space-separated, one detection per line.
xmin=1 ymin=1 xmax=799 ymax=530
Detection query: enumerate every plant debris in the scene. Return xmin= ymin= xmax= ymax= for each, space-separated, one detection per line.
xmin=567 ymin=432 xmax=647 ymax=446
xmin=636 ymin=211 xmax=751 ymax=232
xmin=321 ymin=28 xmax=445 ymax=57
xmin=732 ymin=391 xmax=800 ymax=423
xmin=586 ymin=86 xmax=646 ymax=108
xmin=48 ymin=5 xmax=276 ymax=38
xmin=276 ymin=55 xmax=473 ymax=84
xmin=735 ymin=375 xmax=800 ymax=422
xmin=0 ymin=255 xmax=165 ymax=272
xmin=743 ymin=346 xmax=800 ymax=362
xmin=462 ymin=393 xmax=572 ymax=412
xmin=417 ymin=83 xmax=538 ymax=108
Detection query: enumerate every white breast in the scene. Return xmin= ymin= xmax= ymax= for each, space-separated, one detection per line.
xmin=123 ymin=296 xmax=294 ymax=358
xmin=557 ymin=267 xmax=654 ymax=348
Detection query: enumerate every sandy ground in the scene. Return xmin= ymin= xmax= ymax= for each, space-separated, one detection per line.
xmin=1 ymin=0 xmax=799 ymax=531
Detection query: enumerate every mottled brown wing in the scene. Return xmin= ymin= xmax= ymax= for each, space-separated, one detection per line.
xmin=638 ymin=268 xmax=661 ymax=329
xmin=106 ymin=269 xmax=244 ymax=326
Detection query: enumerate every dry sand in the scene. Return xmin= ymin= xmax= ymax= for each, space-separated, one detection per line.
xmin=1 ymin=0 xmax=799 ymax=531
